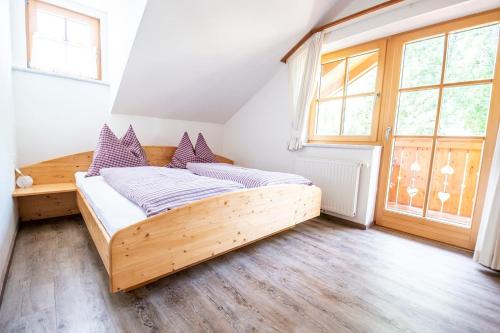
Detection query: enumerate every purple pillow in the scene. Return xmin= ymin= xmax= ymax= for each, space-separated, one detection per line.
xmin=194 ymin=133 xmax=216 ymax=163
xmin=167 ymin=132 xmax=197 ymax=168
xmin=86 ymin=124 xmax=148 ymax=177
xmin=120 ymin=125 xmax=147 ymax=163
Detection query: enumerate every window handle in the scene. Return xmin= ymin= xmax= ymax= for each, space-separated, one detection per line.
xmin=385 ymin=126 xmax=392 ymax=141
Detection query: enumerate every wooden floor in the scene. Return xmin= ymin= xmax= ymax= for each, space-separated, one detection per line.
xmin=1 ymin=216 xmax=499 ymax=333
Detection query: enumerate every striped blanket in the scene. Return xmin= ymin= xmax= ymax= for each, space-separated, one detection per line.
xmin=100 ymin=167 xmax=244 ymax=217
xmin=186 ymin=163 xmax=312 ymax=188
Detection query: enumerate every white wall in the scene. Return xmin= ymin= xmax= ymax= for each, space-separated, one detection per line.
xmin=10 ymin=0 xmax=225 ymax=166
xmin=13 ymin=71 xmax=224 ymax=165
xmin=0 ymin=0 xmax=18 ymax=294
xmin=105 ymin=0 xmax=147 ymax=102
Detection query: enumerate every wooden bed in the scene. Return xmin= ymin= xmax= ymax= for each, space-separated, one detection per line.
xmin=15 ymin=146 xmax=322 ymax=292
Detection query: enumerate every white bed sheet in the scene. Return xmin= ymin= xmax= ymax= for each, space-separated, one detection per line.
xmin=75 ymin=172 xmax=147 ymax=235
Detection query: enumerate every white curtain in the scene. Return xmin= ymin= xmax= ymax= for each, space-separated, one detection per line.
xmin=287 ymin=31 xmax=324 ymax=151
xmin=474 ymin=128 xmax=500 ymax=270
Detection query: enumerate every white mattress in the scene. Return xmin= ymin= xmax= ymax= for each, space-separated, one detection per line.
xmin=75 ymin=172 xmax=147 ymax=235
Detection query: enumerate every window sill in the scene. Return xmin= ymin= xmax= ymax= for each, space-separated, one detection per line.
xmin=12 ymin=66 xmax=110 ymax=86
xmin=303 ymin=143 xmax=382 ymax=150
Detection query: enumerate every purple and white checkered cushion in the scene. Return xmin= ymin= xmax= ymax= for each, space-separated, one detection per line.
xmin=120 ymin=125 xmax=147 ymax=163
xmin=194 ymin=133 xmax=216 ymax=163
xmin=167 ymin=132 xmax=197 ymax=169
xmin=186 ymin=163 xmax=313 ymax=188
xmin=86 ymin=124 xmax=148 ymax=177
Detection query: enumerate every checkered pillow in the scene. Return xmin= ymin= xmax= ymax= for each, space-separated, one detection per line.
xmin=86 ymin=124 xmax=148 ymax=177
xmin=120 ymin=125 xmax=148 ymax=164
xmin=167 ymin=132 xmax=197 ymax=168
xmin=194 ymin=133 xmax=216 ymax=163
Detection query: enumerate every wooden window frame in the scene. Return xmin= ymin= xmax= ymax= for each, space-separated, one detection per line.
xmin=374 ymin=9 xmax=500 ymax=250
xmin=308 ymin=39 xmax=388 ymax=145
xmin=25 ymin=0 xmax=102 ymax=80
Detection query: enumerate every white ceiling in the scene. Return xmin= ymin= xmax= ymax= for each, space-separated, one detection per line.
xmin=322 ymin=0 xmax=500 ymax=52
xmin=111 ymin=0 xmax=340 ymax=124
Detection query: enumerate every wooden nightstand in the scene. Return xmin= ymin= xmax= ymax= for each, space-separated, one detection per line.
xmin=12 ymin=183 xmax=79 ymax=221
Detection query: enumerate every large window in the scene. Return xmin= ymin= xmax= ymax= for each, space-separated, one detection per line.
xmin=309 ymin=40 xmax=387 ymax=144
xmin=26 ymin=0 xmax=101 ymax=80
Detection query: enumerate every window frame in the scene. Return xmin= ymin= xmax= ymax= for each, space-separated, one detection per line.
xmin=25 ymin=0 xmax=102 ymax=80
xmin=375 ymin=8 xmax=500 ymax=250
xmin=308 ymin=39 xmax=387 ymax=145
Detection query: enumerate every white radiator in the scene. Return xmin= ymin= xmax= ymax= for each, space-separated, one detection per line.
xmin=295 ymin=158 xmax=362 ymax=217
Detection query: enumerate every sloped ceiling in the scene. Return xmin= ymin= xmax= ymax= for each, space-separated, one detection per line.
xmin=111 ymin=0 xmax=340 ymax=124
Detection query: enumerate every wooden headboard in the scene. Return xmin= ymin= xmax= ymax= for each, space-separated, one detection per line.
xmin=19 ymin=146 xmax=233 ymax=185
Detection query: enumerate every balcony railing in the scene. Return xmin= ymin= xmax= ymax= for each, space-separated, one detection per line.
xmin=386 ymin=138 xmax=483 ymax=227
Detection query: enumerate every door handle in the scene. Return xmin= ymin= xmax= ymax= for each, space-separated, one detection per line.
xmin=385 ymin=126 xmax=392 ymax=141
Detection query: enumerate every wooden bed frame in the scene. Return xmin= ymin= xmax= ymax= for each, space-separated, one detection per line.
xmin=16 ymin=146 xmax=322 ymax=292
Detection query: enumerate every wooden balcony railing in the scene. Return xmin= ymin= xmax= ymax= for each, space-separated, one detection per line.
xmin=387 ymin=138 xmax=483 ymax=226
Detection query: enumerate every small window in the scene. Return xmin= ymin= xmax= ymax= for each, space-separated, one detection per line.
xmin=309 ymin=40 xmax=387 ymax=144
xmin=26 ymin=0 xmax=101 ymax=80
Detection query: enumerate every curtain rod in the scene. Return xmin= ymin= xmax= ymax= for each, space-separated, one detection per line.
xmin=280 ymin=0 xmax=404 ymax=63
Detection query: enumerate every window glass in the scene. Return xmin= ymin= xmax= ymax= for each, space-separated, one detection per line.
xmin=438 ymin=84 xmax=492 ymax=136
xmin=347 ymin=51 xmax=378 ymax=95
xmin=396 ymin=89 xmax=439 ymax=136
xmin=31 ymin=38 xmax=66 ymax=72
xmin=445 ymin=24 xmax=500 ymax=83
xmin=67 ymin=20 xmax=92 ymax=46
xmin=343 ymin=96 xmax=375 ymax=135
xmin=316 ymin=100 xmax=343 ymax=136
xmin=36 ymin=11 xmax=65 ymax=40
xmin=320 ymin=60 xmax=345 ymax=98
xmin=401 ymin=36 xmax=445 ymax=88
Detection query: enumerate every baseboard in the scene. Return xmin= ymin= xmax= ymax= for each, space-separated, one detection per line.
xmin=320 ymin=213 xmax=373 ymax=230
xmin=0 ymin=224 xmax=18 ymax=307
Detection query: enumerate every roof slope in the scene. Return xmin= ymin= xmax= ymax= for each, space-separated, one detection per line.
xmin=111 ymin=0 xmax=339 ymax=123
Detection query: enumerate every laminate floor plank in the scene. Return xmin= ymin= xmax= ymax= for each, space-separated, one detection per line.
xmin=0 ymin=216 xmax=499 ymax=333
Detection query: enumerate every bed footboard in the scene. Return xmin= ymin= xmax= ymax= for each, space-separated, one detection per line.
xmin=109 ymin=184 xmax=321 ymax=292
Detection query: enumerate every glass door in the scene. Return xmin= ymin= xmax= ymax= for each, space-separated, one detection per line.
xmin=376 ymin=11 xmax=500 ymax=250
